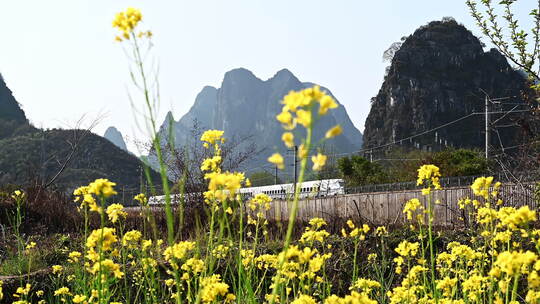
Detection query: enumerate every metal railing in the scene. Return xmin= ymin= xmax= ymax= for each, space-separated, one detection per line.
xmin=344 ymin=172 xmax=539 ymax=194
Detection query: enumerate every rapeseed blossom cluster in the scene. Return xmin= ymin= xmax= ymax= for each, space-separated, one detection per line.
xmin=88 ymin=178 xmax=117 ymax=198
xmin=341 ymin=220 xmax=370 ymax=240
xmin=200 ymin=275 xmax=235 ymax=303
xmin=269 ymin=85 xmax=341 ymax=171
xmin=112 ymin=7 xmax=147 ymax=41
xmin=73 ymin=178 xmax=120 ymax=217
xmin=106 ymin=203 xmax=127 ymax=223
xmin=163 ymin=241 xmax=195 ymax=261
xmin=199 ymin=129 xmax=250 ymax=206
xmin=300 ymin=218 xmax=330 ymax=243
xmin=416 ymin=164 xmax=442 ymax=195
xmin=403 ymin=198 xmax=423 ymax=221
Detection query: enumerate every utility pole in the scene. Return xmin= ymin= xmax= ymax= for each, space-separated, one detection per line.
xmin=274 ymin=165 xmax=278 ymax=185
xmin=139 ymin=165 xmax=143 ymax=192
xmin=485 ymin=95 xmax=490 ymax=159
xmin=480 ymin=89 xmax=515 ymax=160
xmin=293 ymin=145 xmax=298 ymax=187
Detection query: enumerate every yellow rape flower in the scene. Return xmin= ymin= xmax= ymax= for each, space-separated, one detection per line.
xmin=163 ymin=241 xmax=196 ymax=262
xmin=325 ymin=125 xmax=342 ymax=138
xmin=201 ymin=129 xmax=225 ymax=145
xmin=204 ymin=171 xmax=245 ymax=203
xmin=89 ymin=259 xmax=124 ymax=279
xmin=11 ymin=190 xmax=25 ymax=200
xmin=72 ymin=295 xmax=87 ymax=303
xmin=86 ymin=227 xmax=117 ymax=251
xmin=309 ymin=217 xmax=327 ymax=229
xmin=416 ymin=164 xmax=442 ymax=190
xmin=88 ymin=178 xmax=117 ymax=198
xmin=268 ymin=153 xmax=285 ymax=170
xmin=134 ymin=193 xmax=147 ymax=205
xmin=476 ymin=207 xmax=498 ymax=224
xmin=112 ymin=7 xmax=143 ymax=40
xmin=54 ymin=287 xmax=70 ymax=296
xmin=282 ymin=132 xmax=295 ymax=148
xmin=122 ymin=230 xmax=142 ymax=248
xmin=312 ymin=153 xmax=327 ymax=171
xmin=298 ymin=144 xmax=308 ymax=159
xmin=403 ymin=198 xmax=422 ymax=220
xmin=471 ymin=176 xmax=494 ymax=200
xmin=73 ymin=186 xmax=90 ymax=202
xmin=15 ymin=283 xmax=31 ymax=296
xmin=106 ymin=203 xmax=127 ymax=223
xmin=300 ymin=229 xmax=330 ymax=243
xmin=318 ymin=95 xmax=338 ymax=115
xmin=212 ymin=245 xmax=230 ymax=259
xmin=276 ymin=110 xmax=295 ymax=130
xmin=200 ymin=275 xmax=231 ymax=303
xmin=376 ymin=226 xmax=388 ymax=236
xmin=497 ymin=206 xmax=537 ymax=230
xmin=52 ymin=265 xmax=63 ymax=275
xmin=296 ymin=109 xmax=312 ymax=128
xmin=395 ymin=240 xmax=419 ymax=257
xmin=292 ymin=294 xmax=316 ymax=304
xmin=249 ymin=193 xmax=272 ymax=211
xmin=350 ymin=278 xmax=381 ymax=293
xmin=68 ymin=251 xmax=82 ymax=263
xmin=201 ymin=155 xmax=222 ymax=172
xmin=282 ymin=89 xmax=313 ymax=112
xmin=181 ymin=258 xmax=205 ymax=274
xmin=493 ymin=250 xmax=537 ymax=276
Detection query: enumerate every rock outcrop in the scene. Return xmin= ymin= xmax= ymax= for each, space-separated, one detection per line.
xmin=104 ymin=126 xmax=128 ymax=152
xmin=157 ymin=68 xmax=363 ymax=170
xmin=0 ymin=75 xmax=34 ymax=139
xmin=0 ymin=74 xmax=27 ymax=124
xmin=363 ymin=19 xmax=530 ymax=153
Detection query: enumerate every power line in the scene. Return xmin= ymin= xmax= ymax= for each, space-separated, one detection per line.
xmin=490 ymin=140 xmax=540 ymax=157
xmin=333 ymin=109 xmax=531 ymax=158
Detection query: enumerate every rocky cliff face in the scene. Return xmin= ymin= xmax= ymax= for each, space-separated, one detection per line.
xmin=104 ymin=126 xmax=128 ymax=152
xmin=0 ymin=75 xmax=34 ymax=139
xmin=157 ymin=68 xmax=363 ymax=170
xmin=0 ymin=74 xmax=27 ymax=124
xmin=363 ymin=19 xmax=529 ymax=153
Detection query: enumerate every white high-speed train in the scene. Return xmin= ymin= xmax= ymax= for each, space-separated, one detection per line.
xmin=239 ymin=179 xmax=344 ymax=200
xmin=148 ymin=179 xmax=344 ymax=205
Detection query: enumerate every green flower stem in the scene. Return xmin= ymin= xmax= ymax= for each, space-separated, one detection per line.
xmin=131 ymin=31 xmax=174 ymax=245
xmin=270 ymin=125 xmax=312 ymax=303
xmin=427 ymin=192 xmax=438 ymax=301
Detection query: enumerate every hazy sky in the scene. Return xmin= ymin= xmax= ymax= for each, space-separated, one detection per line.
xmin=0 ymin=1 xmax=534 ymax=153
